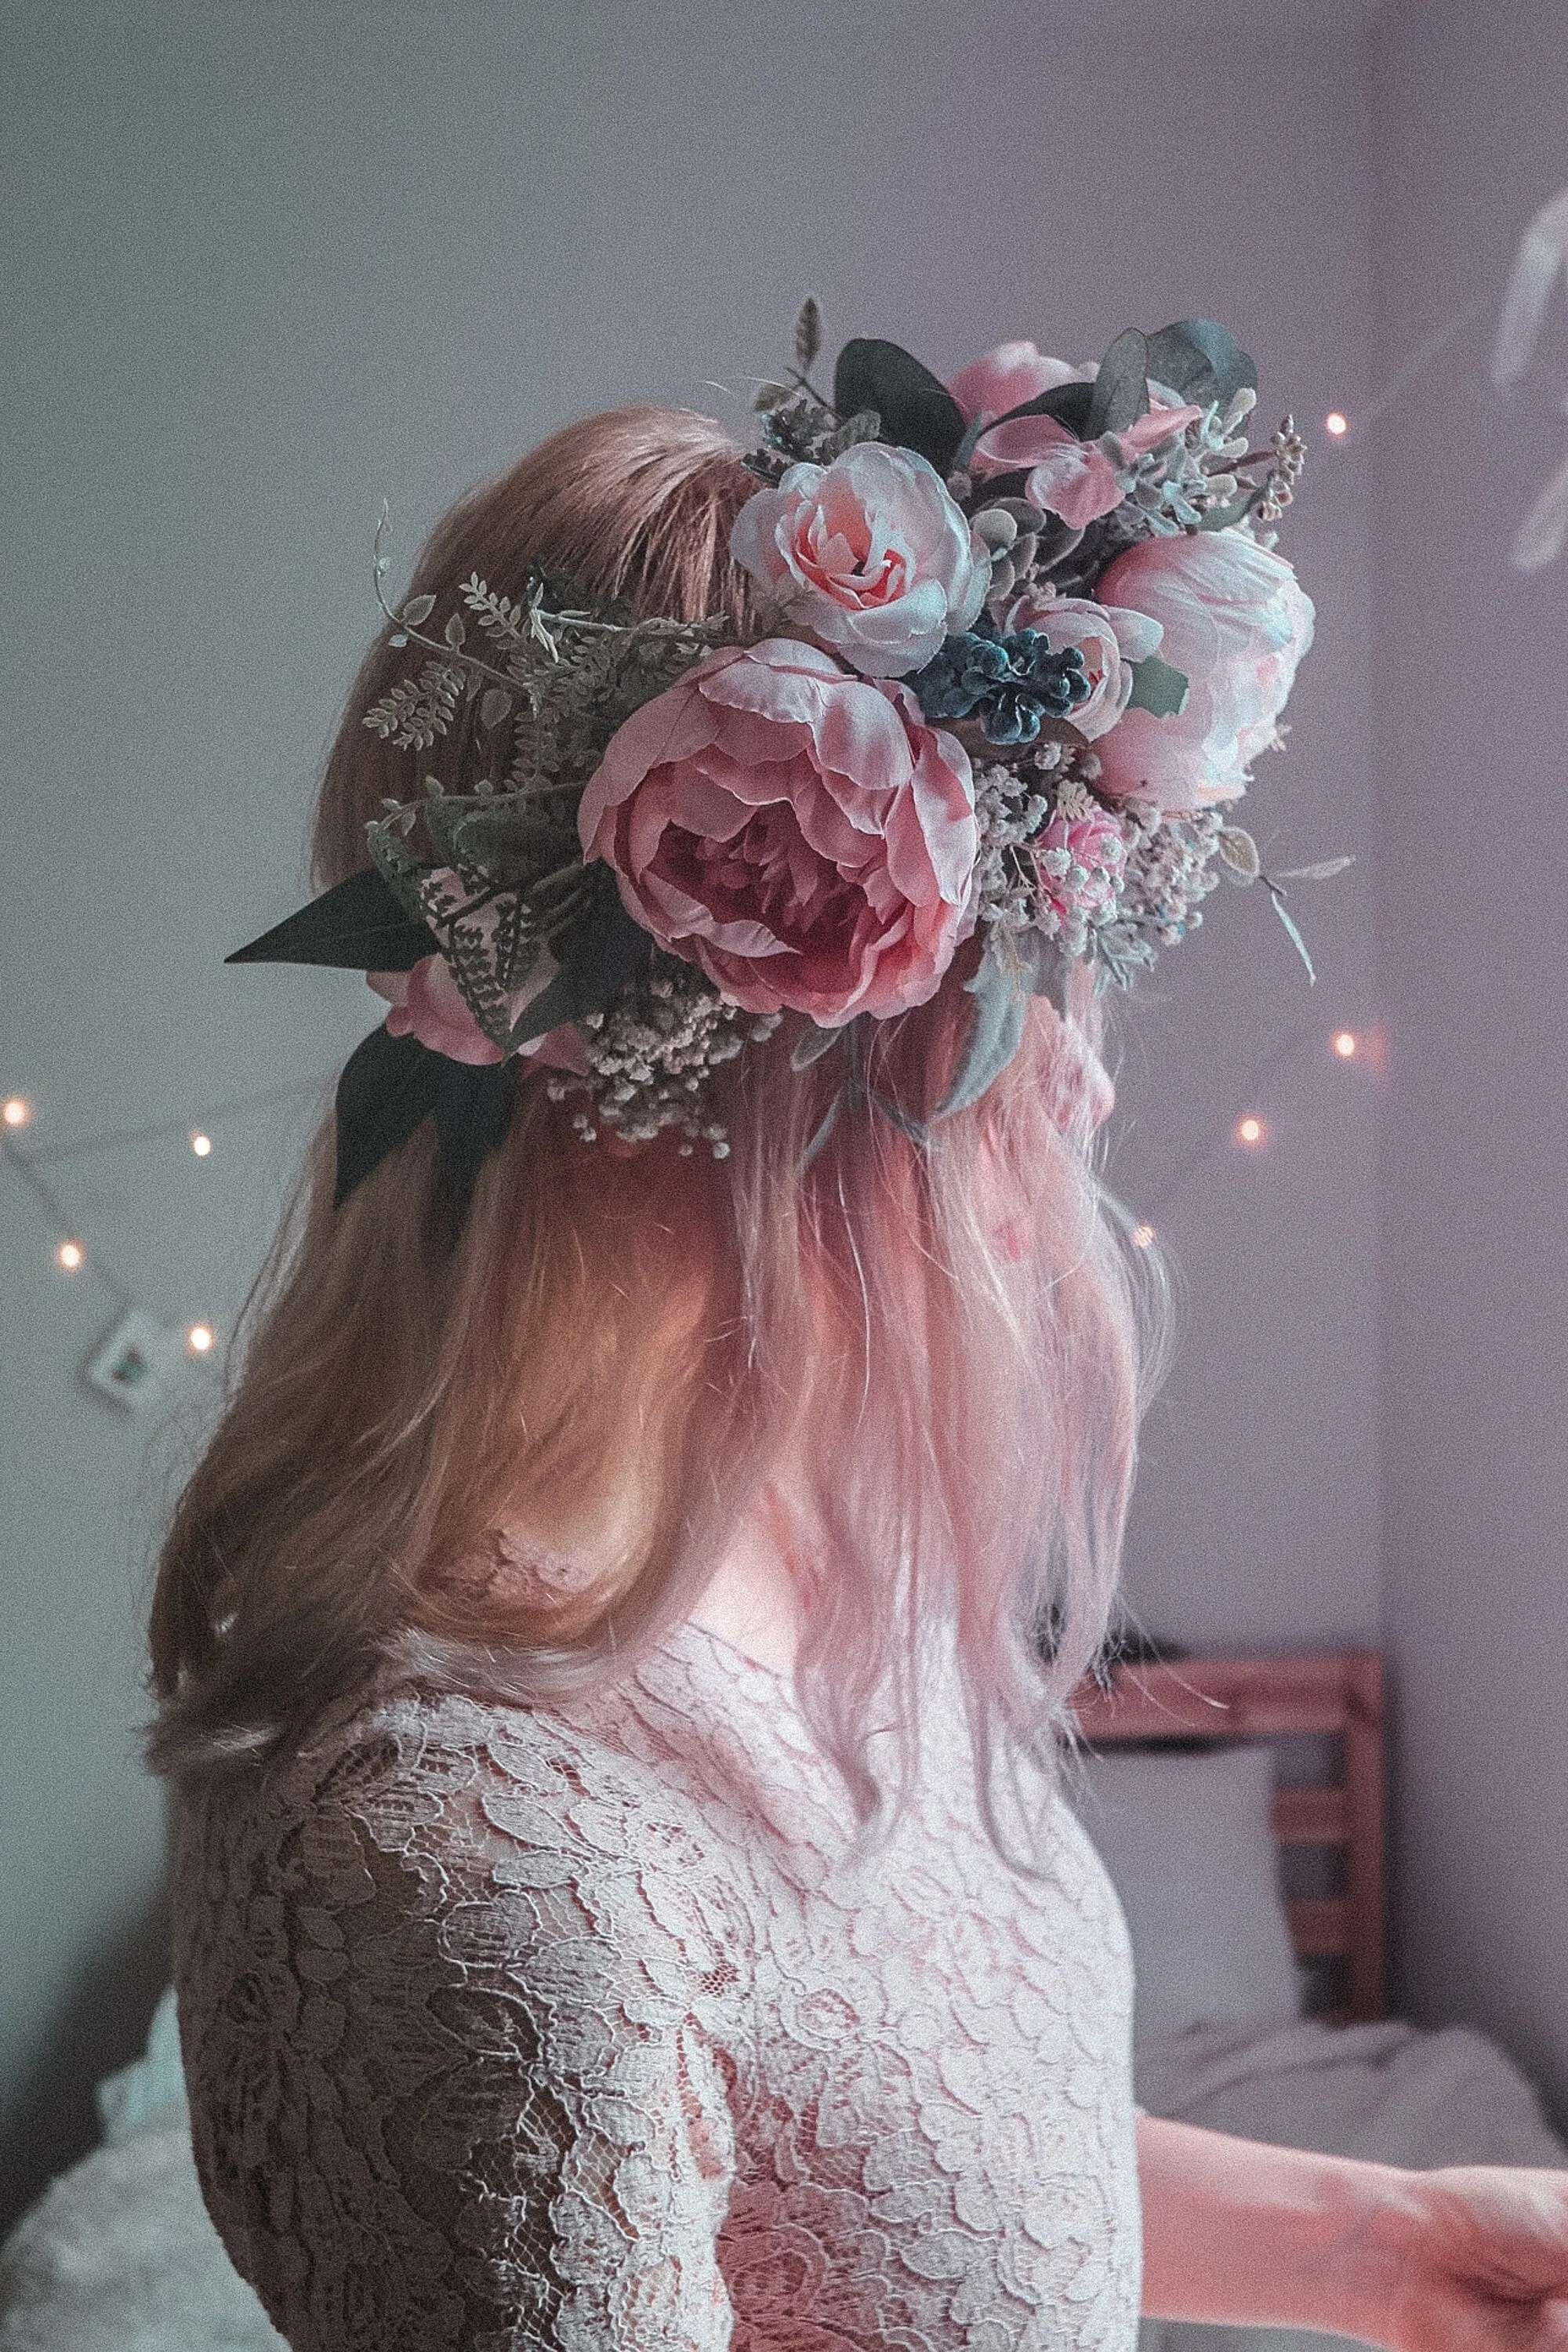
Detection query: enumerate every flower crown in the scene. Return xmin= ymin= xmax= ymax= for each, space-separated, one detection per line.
xmin=231 ymin=303 xmax=1324 ymax=1216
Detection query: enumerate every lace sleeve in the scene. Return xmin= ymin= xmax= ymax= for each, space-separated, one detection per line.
xmin=176 ymin=1700 xmax=745 ymax=2351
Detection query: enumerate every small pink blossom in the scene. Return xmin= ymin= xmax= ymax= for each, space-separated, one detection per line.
xmin=729 ymin=443 xmax=989 ymax=677
xmin=577 ymin=638 xmax=977 ymax=1026
xmin=973 ymin=403 xmax=1205 ymax=528
xmin=366 ymin=942 xmax=589 ymax=1073
xmin=1034 ymin=806 xmax=1128 ymax=937
xmin=1091 ymin=530 xmax=1316 ymax=810
xmin=1004 ymin=589 xmax=1164 ymax=742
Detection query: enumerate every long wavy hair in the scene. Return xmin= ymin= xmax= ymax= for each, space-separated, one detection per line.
xmin=148 ymin=405 xmax=1164 ymax=1853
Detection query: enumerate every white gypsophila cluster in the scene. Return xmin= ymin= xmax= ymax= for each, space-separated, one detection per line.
xmin=545 ymin=960 xmax=782 ymax=1155
xmin=971 ymin=760 xmax=1057 ymax=936
xmin=1114 ymin=806 xmax=1224 ymax=951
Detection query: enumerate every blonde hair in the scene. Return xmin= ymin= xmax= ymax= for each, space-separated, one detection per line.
xmin=149 ymin=406 xmax=1161 ymax=1852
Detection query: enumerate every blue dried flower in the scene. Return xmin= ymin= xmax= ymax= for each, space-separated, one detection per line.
xmin=912 ymin=621 xmax=1094 ymax=743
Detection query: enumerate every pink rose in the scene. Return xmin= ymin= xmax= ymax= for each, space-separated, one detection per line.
xmin=949 ymin=340 xmax=1089 ymax=426
xmin=1091 ymin=531 xmax=1316 ymax=810
xmin=577 ymin=638 xmax=977 ymax=1026
xmin=729 ymin=444 xmax=989 ymax=677
xmin=1004 ymin=589 xmax=1165 ymax=742
xmin=972 ymin=401 xmax=1205 ymax=529
xmin=367 ymin=942 xmax=589 ymax=1073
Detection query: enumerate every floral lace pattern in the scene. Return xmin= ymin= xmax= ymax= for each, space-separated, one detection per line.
xmin=173 ymin=1620 xmax=1141 ymax=2350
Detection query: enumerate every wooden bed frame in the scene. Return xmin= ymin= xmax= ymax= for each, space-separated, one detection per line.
xmin=1071 ymin=1653 xmax=1386 ymax=2023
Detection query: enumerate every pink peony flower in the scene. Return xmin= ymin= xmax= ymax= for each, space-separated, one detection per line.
xmin=576 ymin=638 xmax=978 ymax=1026
xmin=1004 ymin=588 xmax=1165 ymax=742
xmin=729 ymin=443 xmax=989 ymax=677
xmin=972 ymin=401 xmax=1204 ymax=528
xmin=366 ymin=943 xmax=589 ymax=1073
xmin=1091 ymin=531 xmax=1316 ymax=810
xmin=949 ymin=341 xmax=1090 ymax=427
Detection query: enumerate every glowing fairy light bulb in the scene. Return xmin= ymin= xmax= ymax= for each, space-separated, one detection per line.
xmin=187 ymin=1322 xmax=216 ymax=1356
xmin=1236 ymin=1114 xmax=1267 ymax=1148
xmin=2 ymin=1097 xmax=32 ymax=1128
xmin=55 ymin=1240 xmax=85 ymax=1272
xmin=1333 ymin=1030 xmax=1359 ymax=1059
xmin=1325 ymin=411 xmax=1348 ymax=437
xmin=190 ymin=1131 xmax=213 ymax=1156
xmin=1131 ymin=1223 xmax=1156 ymax=1249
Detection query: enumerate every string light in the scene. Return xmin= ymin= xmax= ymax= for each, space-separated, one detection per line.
xmin=186 ymin=1322 xmax=216 ymax=1356
xmin=2 ymin=1097 xmax=31 ymax=1129
xmin=55 ymin=1240 xmax=85 ymax=1272
xmin=190 ymin=1130 xmax=213 ymax=1157
xmin=1131 ymin=1222 xmax=1156 ymax=1250
xmin=1333 ymin=1029 xmax=1359 ymax=1059
xmin=1236 ymin=1113 xmax=1267 ymax=1148
xmin=1325 ymin=411 xmax=1348 ymax=437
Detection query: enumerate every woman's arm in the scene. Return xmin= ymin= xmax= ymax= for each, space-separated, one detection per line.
xmin=1138 ymin=2113 xmax=1568 ymax=2350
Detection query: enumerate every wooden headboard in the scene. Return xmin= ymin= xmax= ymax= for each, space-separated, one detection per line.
xmin=1071 ymin=1653 xmax=1386 ymax=2023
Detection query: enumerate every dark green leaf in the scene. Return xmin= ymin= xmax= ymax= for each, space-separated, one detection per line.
xmin=799 ymin=1093 xmax=841 ymax=1168
xmin=1197 ymin=491 xmax=1259 ymax=532
xmin=793 ymin=294 xmax=823 ymax=372
xmin=832 ymin=339 xmax=967 ymax=474
xmin=1085 ymin=329 xmax=1151 ymax=439
xmin=1126 ymin=655 xmax=1192 ymax=718
xmin=1145 ymin=319 xmax=1257 ymax=409
xmin=933 ymin=946 xmax=1029 ymax=1121
xmin=401 ymin=592 xmax=437 ymax=626
xmin=332 ymin=1025 xmax=442 ymax=1206
xmin=983 ymin=379 xmax=1095 ymax=441
xmin=227 ymin=866 xmax=437 ymax=972
xmin=430 ymin=1056 xmax=523 ymax=1219
xmin=509 ymin=892 xmax=653 ymax=1045
xmin=1012 ymin=927 xmax=1071 ymax=1012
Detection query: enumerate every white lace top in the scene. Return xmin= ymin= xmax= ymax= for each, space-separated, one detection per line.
xmin=172 ymin=1617 xmax=1142 ymax=2350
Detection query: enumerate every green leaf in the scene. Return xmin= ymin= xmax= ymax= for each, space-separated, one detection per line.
xmin=790 ymin=1022 xmax=842 ymax=1072
xmin=832 ymin=339 xmax=967 ymax=474
xmin=401 ymin=592 xmax=437 ymax=626
xmin=227 ymin=866 xmax=437 ymax=972
xmin=430 ymin=1056 xmax=523 ymax=1219
xmin=933 ymin=946 xmax=1029 ymax=1121
xmin=1085 ymin=329 xmax=1151 ymax=440
xmin=1145 ymin=320 xmax=1258 ymax=409
xmin=984 ymin=379 xmax=1094 ymax=441
xmin=332 ymin=1025 xmax=442 ymax=1206
xmin=1125 ymin=655 xmax=1192 ymax=718
xmin=1197 ymin=488 xmax=1261 ymax=532
xmin=1265 ymin=881 xmax=1316 ymax=985
xmin=508 ymin=892 xmax=653 ymax=1045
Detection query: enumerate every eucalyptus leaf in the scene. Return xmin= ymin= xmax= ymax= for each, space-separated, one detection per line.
xmin=1085 ymin=329 xmax=1152 ymax=440
xmin=479 ymin=688 xmax=513 ymax=731
xmin=227 ymin=866 xmax=437 ymax=973
xmin=1126 ymin=654 xmax=1192 ymax=718
xmin=444 ymin=611 xmax=466 ymax=648
xmin=1274 ymin=855 xmax=1356 ymax=882
xmin=1218 ymin=825 xmax=1261 ymax=883
xmin=932 ymin=946 xmax=1029 ymax=1121
xmin=1145 ymin=319 xmax=1258 ymax=409
xmin=401 ymin=593 xmax=437 ymax=626
xmin=832 ymin=339 xmax=967 ymax=474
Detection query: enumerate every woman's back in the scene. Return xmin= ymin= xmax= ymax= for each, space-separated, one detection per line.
xmin=174 ymin=1618 xmax=1140 ymax=2350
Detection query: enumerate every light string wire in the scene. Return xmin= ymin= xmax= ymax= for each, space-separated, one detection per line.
xmin=2 ymin=1075 xmax=331 ymax=1336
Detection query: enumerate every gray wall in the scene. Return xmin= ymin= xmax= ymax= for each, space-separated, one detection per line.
xmin=4 ymin=0 xmax=1382 ymax=2229
xmin=1372 ymin=0 xmax=1568 ymax=2122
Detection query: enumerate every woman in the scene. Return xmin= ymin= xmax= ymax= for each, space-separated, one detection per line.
xmin=151 ymin=390 xmax=1568 ymax=2349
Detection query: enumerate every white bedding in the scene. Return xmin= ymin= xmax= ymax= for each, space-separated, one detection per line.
xmin=1136 ymin=2013 xmax=1568 ymax=2352
xmin=2 ymin=2012 xmax=1563 ymax=2349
